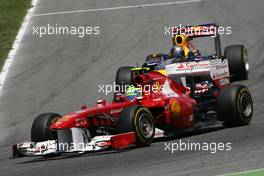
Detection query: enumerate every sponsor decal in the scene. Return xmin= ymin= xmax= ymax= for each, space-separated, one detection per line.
xmin=166 ymin=61 xmax=211 ymax=77
xmin=210 ymin=60 xmax=229 ymax=80
xmin=211 ymin=70 xmax=229 ymax=79
xmin=210 ymin=59 xmax=222 ymax=67
xmin=166 ymin=59 xmax=227 ymax=80
xmin=170 ymin=99 xmax=181 ymax=116
xmin=110 ymin=108 xmax=123 ymax=114
xmin=176 ymin=61 xmax=210 ymax=71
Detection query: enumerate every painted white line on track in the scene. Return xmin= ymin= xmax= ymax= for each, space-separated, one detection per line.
xmin=0 ymin=0 xmax=202 ymax=93
xmin=0 ymin=0 xmax=39 ymax=93
xmin=216 ymin=168 xmax=264 ymax=176
xmin=33 ymin=0 xmax=202 ymax=17
xmin=0 ymin=0 xmax=201 ymax=92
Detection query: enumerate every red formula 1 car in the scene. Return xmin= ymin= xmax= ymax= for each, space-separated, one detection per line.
xmin=13 ymin=24 xmax=253 ymax=157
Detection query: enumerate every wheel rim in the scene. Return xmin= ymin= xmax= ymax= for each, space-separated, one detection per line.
xmin=138 ymin=113 xmax=154 ymax=138
xmin=240 ymin=93 xmax=253 ymax=117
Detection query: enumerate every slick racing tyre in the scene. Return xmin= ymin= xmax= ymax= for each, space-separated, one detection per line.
xmin=31 ymin=113 xmax=61 ymax=142
xmin=217 ymin=85 xmax=253 ymax=127
xmin=115 ymin=66 xmax=135 ymax=90
xmin=224 ymin=45 xmax=249 ymax=82
xmin=118 ymin=106 xmax=155 ymax=146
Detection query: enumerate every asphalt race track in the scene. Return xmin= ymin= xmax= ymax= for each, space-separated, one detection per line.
xmin=0 ymin=0 xmax=264 ymax=175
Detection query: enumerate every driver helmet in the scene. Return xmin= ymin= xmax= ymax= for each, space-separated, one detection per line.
xmin=146 ymin=53 xmax=161 ymax=63
xmin=172 ymin=34 xmax=190 ymax=59
xmin=125 ymin=86 xmax=142 ymax=100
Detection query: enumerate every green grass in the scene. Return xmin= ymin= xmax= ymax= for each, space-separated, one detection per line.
xmin=0 ymin=0 xmax=31 ymax=70
xmin=225 ymin=169 xmax=264 ymax=176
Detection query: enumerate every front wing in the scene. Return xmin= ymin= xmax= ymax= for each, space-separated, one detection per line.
xmin=12 ymin=128 xmax=166 ymax=158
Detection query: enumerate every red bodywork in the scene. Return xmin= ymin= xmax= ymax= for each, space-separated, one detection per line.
xmin=50 ymin=71 xmax=198 ymax=132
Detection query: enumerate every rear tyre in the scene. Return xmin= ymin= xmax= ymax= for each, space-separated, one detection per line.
xmin=118 ymin=106 xmax=155 ymax=146
xmin=217 ymin=85 xmax=253 ymax=127
xmin=115 ymin=66 xmax=135 ymax=90
xmin=224 ymin=45 xmax=249 ymax=82
xmin=31 ymin=113 xmax=61 ymax=142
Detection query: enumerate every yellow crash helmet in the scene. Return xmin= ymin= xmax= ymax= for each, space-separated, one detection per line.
xmin=173 ymin=35 xmax=189 ymax=58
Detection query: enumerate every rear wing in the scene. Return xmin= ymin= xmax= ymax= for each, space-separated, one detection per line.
xmin=172 ymin=23 xmax=218 ymax=38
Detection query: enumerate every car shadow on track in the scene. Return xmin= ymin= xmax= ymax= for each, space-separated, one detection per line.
xmin=155 ymin=125 xmax=225 ymax=142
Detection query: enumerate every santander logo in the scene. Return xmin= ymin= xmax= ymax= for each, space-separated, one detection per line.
xmin=176 ymin=61 xmax=210 ymax=70
xmin=177 ymin=63 xmax=185 ymax=69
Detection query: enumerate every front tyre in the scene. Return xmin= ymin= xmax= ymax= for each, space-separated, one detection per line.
xmin=118 ymin=106 xmax=155 ymax=146
xmin=31 ymin=113 xmax=61 ymax=142
xmin=217 ymin=85 xmax=253 ymax=127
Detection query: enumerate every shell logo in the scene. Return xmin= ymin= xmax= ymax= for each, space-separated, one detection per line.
xmin=170 ymin=99 xmax=181 ymax=116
